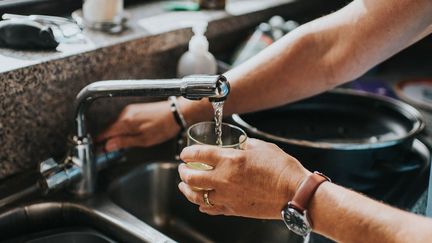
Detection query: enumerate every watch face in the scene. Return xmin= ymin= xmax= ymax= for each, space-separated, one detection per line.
xmin=282 ymin=207 xmax=312 ymax=237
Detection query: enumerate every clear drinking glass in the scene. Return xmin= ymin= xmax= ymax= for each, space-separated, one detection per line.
xmin=186 ymin=121 xmax=247 ymax=171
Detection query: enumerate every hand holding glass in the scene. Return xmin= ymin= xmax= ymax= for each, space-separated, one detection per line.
xmin=186 ymin=121 xmax=247 ymax=190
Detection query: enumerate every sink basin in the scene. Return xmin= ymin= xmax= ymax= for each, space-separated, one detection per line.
xmin=0 ymin=200 xmax=174 ymax=243
xmin=0 ymin=202 xmax=118 ymax=242
xmin=2 ymin=227 xmax=115 ymax=243
xmin=108 ymin=161 xmax=303 ymax=243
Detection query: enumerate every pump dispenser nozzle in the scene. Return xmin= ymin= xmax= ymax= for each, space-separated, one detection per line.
xmin=189 ymin=21 xmax=209 ymax=53
xmin=177 ymin=21 xmax=217 ymax=77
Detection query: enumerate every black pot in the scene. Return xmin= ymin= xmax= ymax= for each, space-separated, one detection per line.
xmin=232 ymin=89 xmax=425 ymax=190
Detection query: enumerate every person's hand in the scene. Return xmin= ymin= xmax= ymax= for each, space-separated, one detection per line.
xmin=96 ymin=101 xmax=180 ymax=151
xmin=178 ymin=138 xmax=311 ymax=220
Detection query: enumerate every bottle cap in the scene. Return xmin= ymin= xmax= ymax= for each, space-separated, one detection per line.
xmin=189 ymin=21 xmax=209 ymax=53
xmin=282 ymin=20 xmax=300 ymax=33
xmin=269 ymin=16 xmax=285 ymax=28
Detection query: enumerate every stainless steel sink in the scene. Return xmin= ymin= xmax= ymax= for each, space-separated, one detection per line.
xmin=3 ymin=227 xmax=115 ymax=243
xmin=0 ymin=150 xmax=302 ymax=243
xmin=0 ymin=200 xmax=175 ymax=243
xmin=108 ymin=161 xmax=303 ymax=243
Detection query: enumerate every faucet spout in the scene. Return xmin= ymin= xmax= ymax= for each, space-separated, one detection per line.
xmin=75 ymin=75 xmax=229 ymax=138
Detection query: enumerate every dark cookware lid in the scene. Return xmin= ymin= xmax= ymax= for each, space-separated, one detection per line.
xmin=232 ymin=89 xmax=424 ymax=150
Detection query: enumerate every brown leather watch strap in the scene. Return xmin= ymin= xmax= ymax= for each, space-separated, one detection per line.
xmin=289 ymin=172 xmax=330 ymax=212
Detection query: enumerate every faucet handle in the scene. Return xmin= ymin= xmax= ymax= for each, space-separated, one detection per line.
xmin=38 ymin=156 xmax=82 ymax=195
xmin=39 ymin=158 xmax=60 ymax=174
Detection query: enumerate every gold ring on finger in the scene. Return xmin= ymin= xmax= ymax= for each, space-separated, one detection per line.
xmin=203 ymin=191 xmax=214 ymax=207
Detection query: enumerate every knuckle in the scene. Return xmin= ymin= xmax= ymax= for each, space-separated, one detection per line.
xmin=122 ymin=104 xmax=133 ymax=115
xmin=185 ymin=191 xmax=194 ymax=203
xmin=125 ymin=103 xmax=138 ymax=112
xmin=193 ymin=148 xmax=203 ymax=160
xmin=119 ymin=115 xmax=133 ymax=126
xmin=183 ymin=174 xmax=199 ymax=186
xmin=237 ymin=153 xmax=247 ymax=164
xmin=182 ymin=186 xmax=197 ymax=204
xmin=270 ymin=142 xmax=281 ymax=150
xmin=225 ymin=169 xmax=239 ymax=184
xmin=120 ymin=105 xmax=137 ymax=123
xmin=227 ymin=151 xmax=246 ymax=165
xmin=209 ymin=148 xmax=220 ymax=159
xmin=184 ymin=147 xmax=200 ymax=161
xmin=182 ymin=173 xmax=192 ymax=184
xmin=199 ymin=206 xmax=209 ymax=213
xmin=112 ymin=138 xmax=124 ymax=147
xmin=224 ymin=152 xmax=237 ymax=162
xmin=192 ymin=193 xmax=202 ymax=204
xmin=202 ymin=146 xmax=213 ymax=155
xmin=138 ymin=124 xmax=147 ymax=133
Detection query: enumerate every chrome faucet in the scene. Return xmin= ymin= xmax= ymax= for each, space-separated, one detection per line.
xmin=39 ymin=75 xmax=230 ymax=197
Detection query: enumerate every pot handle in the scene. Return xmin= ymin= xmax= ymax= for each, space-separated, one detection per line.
xmin=417 ymin=130 xmax=432 ymax=151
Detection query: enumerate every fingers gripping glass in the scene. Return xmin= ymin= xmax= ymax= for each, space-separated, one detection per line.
xmin=186 ymin=121 xmax=247 ymax=169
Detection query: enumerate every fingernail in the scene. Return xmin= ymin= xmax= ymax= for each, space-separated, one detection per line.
xmin=178 ymin=163 xmax=186 ymax=171
xmin=178 ymin=182 xmax=185 ymax=191
xmin=179 ymin=149 xmax=187 ymax=160
xmin=239 ymin=135 xmax=247 ymax=149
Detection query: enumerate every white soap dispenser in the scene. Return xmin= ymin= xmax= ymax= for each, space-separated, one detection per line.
xmin=177 ymin=22 xmax=217 ymax=77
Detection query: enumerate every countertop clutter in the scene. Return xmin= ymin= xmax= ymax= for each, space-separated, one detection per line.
xmin=0 ymin=0 xmax=299 ymax=73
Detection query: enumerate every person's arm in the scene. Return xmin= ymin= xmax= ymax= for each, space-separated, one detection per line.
xmin=310 ymin=182 xmax=432 ymax=242
xmin=97 ymin=0 xmax=432 ymax=151
xmin=410 ymin=24 xmax=432 ymax=46
xmin=178 ymin=138 xmax=432 ymax=242
xmin=179 ymin=0 xmax=432 ymax=125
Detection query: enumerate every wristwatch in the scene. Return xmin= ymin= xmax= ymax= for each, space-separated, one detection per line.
xmin=281 ymin=171 xmax=331 ymax=237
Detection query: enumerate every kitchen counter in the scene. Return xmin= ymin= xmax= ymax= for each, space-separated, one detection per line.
xmin=0 ymin=0 xmax=302 ymax=73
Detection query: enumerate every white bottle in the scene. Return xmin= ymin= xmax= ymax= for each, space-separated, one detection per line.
xmin=83 ymin=0 xmax=123 ymax=23
xmin=177 ymin=22 xmax=218 ymax=77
